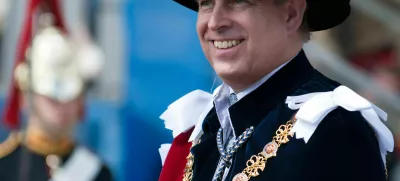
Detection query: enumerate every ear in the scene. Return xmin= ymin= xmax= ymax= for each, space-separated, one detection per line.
xmin=284 ymin=0 xmax=306 ymax=35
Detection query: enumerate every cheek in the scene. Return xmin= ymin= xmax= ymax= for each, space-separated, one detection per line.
xmin=37 ymin=105 xmax=59 ymax=123
xmin=72 ymin=105 xmax=81 ymax=116
xmin=64 ymin=102 xmax=80 ymax=116
xmin=196 ymin=17 xmax=210 ymax=52
xmin=248 ymin=19 xmax=286 ymax=52
xmin=34 ymin=99 xmax=53 ymax=115
xmin=196 ymin=17 xmax=206 ymax=41
xmin=239 ymin=22 xmax=287 ymax=72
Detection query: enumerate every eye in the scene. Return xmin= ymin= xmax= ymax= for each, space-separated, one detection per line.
xmin=198 ymin=0 xmax=214 ymax=11
xmin=232 ymin=0 xmax=249 ymax=5
xmin=198 ymin=0 xmax=212 ymax=7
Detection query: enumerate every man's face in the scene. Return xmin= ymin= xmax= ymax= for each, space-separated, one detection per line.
xmin=196 ymin=0 xmax=303 ymax=88
xmin=32 ymin=94 xmax=82 ymax=134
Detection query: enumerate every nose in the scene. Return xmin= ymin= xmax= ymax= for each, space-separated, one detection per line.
xmin=208 ymin=5 xmax=233 ymax=33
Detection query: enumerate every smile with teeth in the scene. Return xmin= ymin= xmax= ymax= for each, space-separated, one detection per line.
xmin=213 ymin=40 xmax=243 ymax=49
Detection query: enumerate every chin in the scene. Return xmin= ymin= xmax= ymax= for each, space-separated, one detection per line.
xmin=215 ymin=68 xmax=249 ymax=84
xmin=46 ymin=120 xmax=69 ymax=129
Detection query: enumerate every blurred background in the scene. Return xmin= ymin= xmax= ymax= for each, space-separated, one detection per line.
xmin=0 ymin=0 xmax=399 ymax=181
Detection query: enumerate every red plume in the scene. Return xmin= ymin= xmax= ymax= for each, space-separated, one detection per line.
xmin=3 ymin=0 xmax=67 ymax=129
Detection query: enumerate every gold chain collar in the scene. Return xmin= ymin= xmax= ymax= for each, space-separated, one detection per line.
xmin=232 ymin=118 xmax=295 ymax=181
xmin=182 ymin=117 xmax=389 ymax=181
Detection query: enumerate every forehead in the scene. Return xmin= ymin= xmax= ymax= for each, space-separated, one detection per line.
xmin=194 ymin=0 xmax=272 ymax=3
xmin=194 ymin=0 xmax=277 ymax=10
xmin=194 ymin=0 xmax=283 ymax=17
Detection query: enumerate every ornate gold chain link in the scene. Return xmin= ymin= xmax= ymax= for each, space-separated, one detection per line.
xmin=182 ymin=118 xmax=295 ymax=181
xmin=233 ymin=119 xmax=295 ymax=181
xmin=183 ymin=117 xmax=388 ymax=181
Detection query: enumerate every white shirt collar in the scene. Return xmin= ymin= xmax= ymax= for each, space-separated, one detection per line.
xmin=227 ymin=51 xmax=298 ymax=102
xmin=228 ymin=60 xmax=289 ymax=102
xmin=211 ymin=50 xmax=299 ymax=139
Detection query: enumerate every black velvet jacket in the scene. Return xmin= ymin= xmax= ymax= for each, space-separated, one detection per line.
xmin=190 ymin=49 xmax=386 ymax=181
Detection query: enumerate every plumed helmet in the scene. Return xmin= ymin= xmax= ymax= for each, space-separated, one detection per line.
xmin=14 ymin=25 xmax=104 ymax=102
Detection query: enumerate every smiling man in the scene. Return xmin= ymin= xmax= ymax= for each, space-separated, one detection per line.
xmin=158 ymin=0 xmax=394 ymax=181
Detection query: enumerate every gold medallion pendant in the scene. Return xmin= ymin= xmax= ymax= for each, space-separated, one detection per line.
xmin=232 ymin=173 xmax=249 ymax=181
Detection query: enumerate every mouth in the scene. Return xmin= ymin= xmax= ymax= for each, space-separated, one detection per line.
xmin=212 ymin=39 xmax=244 ymax=49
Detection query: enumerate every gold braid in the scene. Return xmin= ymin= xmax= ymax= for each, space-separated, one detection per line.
xmin=183 ymin=139 xmax=200 ymax=181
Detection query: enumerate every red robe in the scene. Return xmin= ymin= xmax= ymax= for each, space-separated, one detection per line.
xmin=158 ymin=127 xmax=194 ymax=181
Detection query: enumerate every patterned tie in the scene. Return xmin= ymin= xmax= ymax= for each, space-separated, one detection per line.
xmin=212 ymin=92 xmax=245 ymax=181
xmin=213 ymin=126 xmax=254 ymax=181
xmin=229 ymin=93 xmax=238 ymax=106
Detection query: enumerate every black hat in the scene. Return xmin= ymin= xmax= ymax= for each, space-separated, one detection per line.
xmin=173 ymin=0 xmax=351 ymax=31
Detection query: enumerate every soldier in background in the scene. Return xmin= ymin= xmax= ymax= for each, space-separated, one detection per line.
xmin=0 ymin=0 xmax=113 ymax=180
xmin=0 ymin=0 xmax=10 ymax=67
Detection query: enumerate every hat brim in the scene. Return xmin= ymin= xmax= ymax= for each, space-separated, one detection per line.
xmin=172 ymin=0 xmax=350 ymax=31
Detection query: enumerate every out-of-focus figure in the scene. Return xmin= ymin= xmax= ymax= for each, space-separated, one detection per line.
xmin=0 ymin=0 xmax=10 ymax=31
xmin=0 ymin=0 xmax=113 ymax=181
xmin=0 ymin=0 xmax=10 ymax=64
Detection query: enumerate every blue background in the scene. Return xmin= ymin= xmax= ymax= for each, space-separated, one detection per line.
xmin=120 ymin=0 xmax=215 ymax=180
